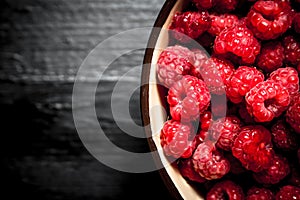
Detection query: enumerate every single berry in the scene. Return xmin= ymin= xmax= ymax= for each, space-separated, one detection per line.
xmin=178 ymin=158 xmax=207 ymax=183
xmin=256 ymin=41 xmax=284 ymax=73
xmin=160 ymin=120 xmax=196 ymax=158
xmin=167 ymin=75 xmax=211 ymax=122
xmin=271 ymin=120 xmax=298 ymax=151
xmin=276 ymin=185 xmax=300 ymax=200
xmin=157 ymin=45 xmax=194 ymax=88
xmin=209 ymin=116 xmax=242 ymax=151
xmin=246 ymin=187 xmax=274 ymax=200
xmin=294 ymin=13 xmax=300 ymax=34
xmin=245 ymin=80 xmax=290 ymax=122
xmin=246 ymin=1 xmax=294 ymax=40
xmin=208 ymin=14 xmax=239 ymax=36
xmin=232 ymin=125 xmax=274 ymax=172
xmin=226 ymin=66 xmax=265 ymax=104
xmin=253 ymin=155 xmax=290 ymax=184
xmin=269 ymin=67 xmax=299 ymax=96
xmin=193 ymin=141 xmax=230 ymax=180
xmin=200 ymin=111 xmax=212 ymax=131
xmin=214 ymin=25 xmax=261 ymax=65
xmin=170 ymin=11 xmax=211 ymax=43
xmin=283 ymin=35 xmax=300 ymax=66
xmin=206 ymin=180 xmax=244 ymax=200
xmin=286 ymin=94 xmax=300 ymax=134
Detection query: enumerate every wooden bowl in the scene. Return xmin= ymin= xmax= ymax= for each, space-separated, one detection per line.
xmin=141 ymin=0 xmax=205 ymax=199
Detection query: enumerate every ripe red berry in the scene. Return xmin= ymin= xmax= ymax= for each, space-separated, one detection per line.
xmin=167 ymin=75 xmax=211 ymax=122
xmin=208 ymin=14 xmax=239 ymax=36
xmin=226 ymin=66 xmax=265 ymax=104
xmin=214 ymin=25 xmax=261 ymax=65
xmin=256 ymin=41 xmax=284 ymax=73
xmin=157 ymin=45 xmax=194 ymax=88
xmin=232 ymin=125 xmax=274 ymax=172
xmin=192 ymin=0 xmax=215 ymax=10
xmin=160 ymin=120 xmax=196 ymax=159
xmin=178 ymin=158 xmax=207 ymax=183
xmin=213 ymin=0 xmax=239 ymax=13
xmin=245 ymin=80 xmax=290 ymax=122
xmin=170 ymin=11 xmax=211 ymax=43
xmin=246 ymin=1 xmax=294 ymax=40
xmin=276 ymin=185 xmax=300 ymax=200
xmin=286 ymin=94 xmax=300 ymax=134
xmin=193 ymin=141 xmax=230 ymax=180
xmin=246 ymin=187 xmax=274 ymax=200
xmin=283 ymin=35 xmax=300 ymax=66
xmin=206 ymin=180 xmax=244 ymax=200
xmin=294 ymin=13 xmax=300 ymax=34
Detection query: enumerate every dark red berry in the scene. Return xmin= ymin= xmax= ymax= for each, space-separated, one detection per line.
xmin=294 ymin=13 xmax=300 ymax=34
xmin=178 ymin=158 xmax=207 ymax=183
xmin=196 ymin=32 xmax=215 ymax=48
xmin=224 ymin=152 xmax=246 ymax=175
xmin=246 ymin=187 xmax=274 ymax=200
xmin=276 ymin=185 xmax=300 ymax=200
xmin=213 ymin=0 xmax=239 ymax=13
xmin=283 ymin=35 xmax=300 ymax=66
xmin=208 ymin=14 xmax=239 ymax=36
xmin=206 ymin=180 xmax=244 ymax=200
xmin=232 ymin=125 xmax=274 ymax=172
xmin=286 ymin=93 xmax=300 ymax=134
xmin=192 ymin=0 xmax=215 ymax=10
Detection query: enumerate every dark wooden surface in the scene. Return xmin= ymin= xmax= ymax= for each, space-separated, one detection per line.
xmin=0 ymin=0 xmax=174 ymax=199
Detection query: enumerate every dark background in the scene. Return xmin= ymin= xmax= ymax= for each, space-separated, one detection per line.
xmin=0 ymin=0 xmax=174 ymax=199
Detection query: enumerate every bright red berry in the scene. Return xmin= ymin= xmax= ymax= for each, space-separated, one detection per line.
xmin=246 ymin=187 xmax=274 ymax=200
xmin=246 ymin=1 xmax=294 ymax=40
xmin=214 ymin=25 xmax=261 ymax=65
xmin=200 ymin=111 xmax=212 ymax=131
xmin=283 ymin=35 xmax=300 ymax=66
xmin=269 ymin=67 xmax=299 ymax=96
xmin=157 ymin=45 xmax=194 ymax=88
xmin=232 ymin=125 xmax=274 ymax=172
xmin=167 ymin=75 xmax=211 ymax=122
xmin=253 ymin=155 xmax=290 ymax=184
xmin=208 ymin=14 xmax=239 ymax=36
xmin=286 ymin=94 xmax=300 ymax=134
xmin=178 ymin=158 xmax=207 ymax=183
xmin=294 ymin=13 xmax=300 ymax=34
xmin=276 ymin=185 xmax=300 ymax=200
xmin=256 ymin=41 xmax=284 ymax=73
xmin=190 ymin=48 xmax=209 ymax=79
xmin=193 ymin=141 xmax=230 ymax=180
xmin=170 ymin=11 xmax=211 ymax=43
xmin=245 ymin=80 xmax=290 ymax=122
xmin=226 ymin=66 xmax=265 ymax=104
xmin=160 ymin=120 xmax=196 ymax=159
xmin=206 ymin=180 xmax=244 ymax=200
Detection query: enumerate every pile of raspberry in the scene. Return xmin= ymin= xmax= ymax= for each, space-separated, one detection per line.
xmin=157 ymin=0 xmax=300 ymax=199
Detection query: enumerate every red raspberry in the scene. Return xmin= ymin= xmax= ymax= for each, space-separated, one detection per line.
xmin=167 ymin=75 xmax=211 ymax=122
xmin=178 ymin=158 xmax=207 ymax=183
xmin=253 ymin=155 xmax=290 ymax=184
xmin=269 ymin=67 xmax=299 ymax=96
xmin=271 ymin=120 xmax=298 ymax=151
xmin=214 ymin=25 xmax=261 ymax=65
xmin=256 ymin=41 xmax=284 ymax=73
xmin=276 ymin=185 xmax=300 ymax=200
xmin=170 ymin=11 xmax=211 ymax=43
xmin=213 ymin=0 xmax=239 ymax=13
xmin=200 ymin=111 xmax=212 ymax=131
xmin=246 ymin=187 xmax=274 ymax=200
xmin=232 ymin=125 xmax=274 ymax=172
xmin=210 ymin=116 xmax=242 ymax=151
xmin=192 ymin=141 xmax=230 ymax=180
xmin=294 ymin=13 xmax=300 ymax=34
xmin=206 ymin=180 xmax=244 ymax=200
xmin=283 ymin=35 xmax=300 ymax=66
xmin=226 ymin=66 xmax=265 ymax=104
xmin=246 ymin=1 xmax=294 ymax=40
xmin=287 ymin=164 xmax=300 ymax=187
xmin=208 ymin=14 xmax=239 ymax=36
xmin=286 ymin=94 xmax=300 ymax=134
xmin=160 ymin=120 xmax=196 ymax=159
xmin=190 ymin=48 xmax=209 ymax=79
xmin=157 ymin=45 xmax=194 ymax=88
xmin=192 ymin=0 xmax=215 ymax=10
xmin=245 ymin=80 xmax=290 ymax=122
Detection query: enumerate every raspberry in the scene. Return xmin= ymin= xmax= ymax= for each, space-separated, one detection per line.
xmin=287 ymin=164 xmax=300 ymax=187
xmin=206 ymin=180 xmax=244 ymax=200
xmin=294 ymin=13 xmax=300 ymax=34
xmin=226 ymin=66 xmax=265 ymax=104
xmin=283 ymin=35 xmax=300 ymax=66
xmin=193 ymin=141 xmax=230 ymax=180
xmin=192 ymin=0 xmax=215 ymax=10
xmin=232 ymin=125 xmax=274 ymax=172
xmin=178 ymin=158 xmax=207 ymax=183
xmin=276 ymin=185 xmax=300 ymax=200
xmin=246 ymin=187 xmax=274 ymax=200
xmin=256 ymin=41 xmax=284 ymax=73
xmin=213 ymin=0 xmax=239 ymax=13
xmin=167 ymin=75 xmax=211 ymax=122
xmin=253 ymin=155 xmax=290 ymax=184
xmin=286 ymin=94 xmax=300 ymax=134
xmin=269 ymin=67 xmax=299 ymax=96
xmin=190 ymin=48 xmax=209 ymax=79
xmin=157 ymin=45 xmax=194 ymax=88
xmin=160 ymin=120 xmax=196 ymax=159
xmin=246 ymin=1 xmax=294 ymax=40
xmin=214 ymin=25 xmax=261 ymax=65
xmin=200 ymin=111 xmax=212 ymax=131
xmin=208 ymin=14 xmax=239 ymax=36
xmin=245 ymin=80 xmax=290 ymax=122
xmin=210 ymin=116 xmax=242 ymax=151
xmin=170 ymin=11 xmax=211 ymax=43
xmin=271 ymin=120 xmax=298 ymax=151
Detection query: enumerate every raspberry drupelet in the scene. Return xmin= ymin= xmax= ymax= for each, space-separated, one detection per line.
xmin=206 ymin=180 xmax=245 ymax=200
xmin=246 ymin=187 xmax=274 ymax=200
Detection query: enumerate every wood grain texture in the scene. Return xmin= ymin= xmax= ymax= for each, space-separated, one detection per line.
xmin=0 ymin=0 xmax=173 ymax=199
